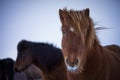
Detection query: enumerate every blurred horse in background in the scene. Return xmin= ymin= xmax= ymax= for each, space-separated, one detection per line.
xmin=24 ymin=64 xmax=41 ymax=80
xmin=15 ymin=40 xmax=67 ymax=80
xmin=14 ymin=64 xmax=41 ymax=80
xmin=0 ymin=58 xmax=14 ymax=80
xmin=0 ymin=58 xmax=41 ymax=80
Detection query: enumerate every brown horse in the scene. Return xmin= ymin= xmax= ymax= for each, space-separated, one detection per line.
xmin=15 ymin=40 xmax=67 ymax=80
xmin=59 ymin=8 xmax=120 ymax=80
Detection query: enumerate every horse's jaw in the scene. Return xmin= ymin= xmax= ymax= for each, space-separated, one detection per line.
xmin=66 ymin=64 xmax=78 ymax=72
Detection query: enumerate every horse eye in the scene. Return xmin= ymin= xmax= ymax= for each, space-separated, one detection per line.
xmin=20 ymin=53 xmax=25 ymax=57
xmin=62 ymin=29 xmax=67 ymax=35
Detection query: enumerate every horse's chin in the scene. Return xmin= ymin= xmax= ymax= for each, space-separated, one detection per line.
xmin=15 ymin=67 xmax=23 ymax=72
xmin=15 ymin=64 xmax=31 ymax=72
xmin=66 ymin=65 xmax=79 ymax=73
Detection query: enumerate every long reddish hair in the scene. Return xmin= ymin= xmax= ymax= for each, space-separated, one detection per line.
xmin=59 ymin=8 xmax=120 ymax=80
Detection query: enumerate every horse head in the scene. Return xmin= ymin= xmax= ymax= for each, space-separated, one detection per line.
xmin=15 ymin=40 xmax=32 ymax=72
xmin=59 ymin=8 xmax=98 ymax=73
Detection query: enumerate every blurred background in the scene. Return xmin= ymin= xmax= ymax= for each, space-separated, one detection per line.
xmin=0 ymin=0 xmax=120 ymax=60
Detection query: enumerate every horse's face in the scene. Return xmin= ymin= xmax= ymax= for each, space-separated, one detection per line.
xmin=15 ymin=41 xmax=32 ymax=72
xmin=59 ymin=8 xmax=92 ymax=73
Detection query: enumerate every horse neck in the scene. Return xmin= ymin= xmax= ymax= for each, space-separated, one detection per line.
xmin=32 ymin=51 xmax=67 ymax=80
xmin=29 ymin=47 xmax=45 ymax=72
xmin=32 ymin=47 xmax=64 ymax=72
xmin=32 ymin=52 xmax=47 ymax=73
xmin=82 ymin=42 xmax=107 ymax=79
xmin=67 ymin=72 xmax=83 ymax=80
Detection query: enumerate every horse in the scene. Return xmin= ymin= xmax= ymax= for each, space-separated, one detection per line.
xmin=23 ymin=64 xmax=41 ymax=80
xmin=0 ymin=58 xmax=14 ymax=80
xmin=15 ymin=40 xmax=67 ymax=80
xmin=15 ymin=64 xmax=42 ymax=80
xmin=14 ymin=72 xmax=28 ymax=80
xmin=59 ymin=8 xmax=120 ymax=80
xmin=0 ymin=58 xmax=42 ymax=80
xmin=14 ymin=64 xmax=42 ymax=80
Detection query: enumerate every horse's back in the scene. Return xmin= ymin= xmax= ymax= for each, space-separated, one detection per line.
xmin=104 ymin=44 xmax=120 ymax=54
xmin=104 ymin=45 xmax=120 ymax=80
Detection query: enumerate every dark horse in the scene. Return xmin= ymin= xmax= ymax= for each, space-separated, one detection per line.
xmin=59 ymin=8 xmax=120 ymax=80
xmin=15 ymin=40 xmax=67 ymax=80
xmin=0 ymin=58 xmax=14 ymax=80
xmin=0 ymin=58 xmax=41 ymax=80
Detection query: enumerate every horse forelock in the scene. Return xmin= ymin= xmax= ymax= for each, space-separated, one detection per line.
xmin=60 ymin=8 xmax=97 ymax=50
xmin=60 ymin=9 xmax=82 ymax=32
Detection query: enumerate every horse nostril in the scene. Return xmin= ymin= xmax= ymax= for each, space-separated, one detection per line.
xmin=15 ymin=68 xmax=18 ymax=72
xmin=74 ymin=58 xmax=79 ymax=65
xmin=66 ymin=58 xmax=70 ymax=64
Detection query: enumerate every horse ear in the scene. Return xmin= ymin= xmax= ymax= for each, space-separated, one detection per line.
xmin=59 ymin=9 xmax=69 ymax=26
xmin=84 ymin=8 xmax=90 ymax=17
xmin=59 ymin=9 xmax=64 ymax=23
xmin=59 ymin=9 xmax=67 ymax=25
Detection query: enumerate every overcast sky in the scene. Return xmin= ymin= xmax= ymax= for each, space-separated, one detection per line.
xmin=0 ymin=0 xmax=120 ymax=60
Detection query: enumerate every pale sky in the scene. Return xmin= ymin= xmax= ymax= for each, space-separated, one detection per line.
xmin=0 ymin=0 xmax=120 ymax=60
